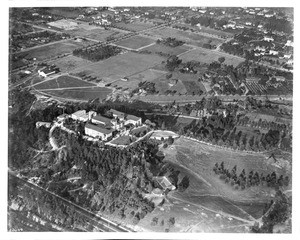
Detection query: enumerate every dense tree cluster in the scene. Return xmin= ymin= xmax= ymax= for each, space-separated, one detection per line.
xmin=213 ymin=162 xmax=290 ymax=190
xmin=73 ymin=45 xmax=122 ymax=62
xmin=251 ymin=190 xmax=292 ymax=233
xmin=187 ymin=16 xmax=228 ymax=29
xmin=157 ymin=37 xmax=185 ymax=47
xmin=165 ymin=55 xmax=182 ymax=71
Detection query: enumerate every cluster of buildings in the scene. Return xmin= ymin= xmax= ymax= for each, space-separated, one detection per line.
xmin=64 ymin=109 xmax=142 ymax=141
xmin=38 ymin=65 xmax=60 ymax=78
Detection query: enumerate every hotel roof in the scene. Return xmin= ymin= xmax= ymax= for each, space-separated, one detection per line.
xmin=85 ymin=123 xmax=114 ymax=134
xmin=92 ymin=115 xmax=112 ymax=124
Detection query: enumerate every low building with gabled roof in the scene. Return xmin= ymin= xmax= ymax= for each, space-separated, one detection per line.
xmin=85 ymin=123 xmax=114 ymax=140
xmin=109 ymin=109 xmax=125 ymax=120
xmin=91 ymin=114 xmax=112 ymax=126
xmin=155 ymin=176 xmax=176 ymax=191
xmin=125 ymin=114 xmax=142 ymax=126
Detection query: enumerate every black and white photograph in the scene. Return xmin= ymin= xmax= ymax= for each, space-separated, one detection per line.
xmin=4 ymin=0 xmax=298 ymax=238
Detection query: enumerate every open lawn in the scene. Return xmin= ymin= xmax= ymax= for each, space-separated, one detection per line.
xmin=150 ymin=130 xmax=179 ymax=139
xmin=141 ymin=43 xmax=191 ymax=56
xmin=162 ymin=137 xmax=291 ymax=202
xmin=114 ymin=35 xmax=155 ymax=50
xmin=41 ymin=87 xmax=112 ymax=101
xmin=48 ymin=8 xmax=83 ymax=19
xmin=180 ymin=48 xmax=245 ymax=67
xmin=33 ymin=75 xmax=95 ymax=90
xmin=110 ymin=135 xmax=132 ymax=145
xmin=173 ymin=23 xmax=234 ymax=39
xmin=47 ymin=19 xmax=79 ymax=30
xmin=72 ymin=52 xmax=165 ymax=84
xmin=146 ymin=27 xmax=224 ymax=48
xmin=151 ymin=78 xmax=187 ymax=95
xmin=13 ymin=39 xmax=92 ymax=62
xmin=157 ymin=137 xmax=291 ymax=225
xmin=114 ymin=20 xmax=155 ymax=31
xmin=112 ymin=68 xmax=167 ymax=90
xmin=48 ymin=55 xmax=92 ymax=73
xmin=66 ymin=24 xmax=126 ymax=42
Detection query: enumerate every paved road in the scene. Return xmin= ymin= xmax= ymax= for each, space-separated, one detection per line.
xmin=9 ymin=171 xmax=131 ymax=232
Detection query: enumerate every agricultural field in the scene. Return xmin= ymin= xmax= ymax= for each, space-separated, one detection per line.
xmin=114 ymin=20 xmax=156 ymax=31
xmin=47 ymin=19 xmax=79 ymax=30
xmin=66 ymin=24 xmax=126 ymax=42
xmin=173 ymin=23 xmax=234 ymax=39
xmin=72 ymin=52 xmax=165 ymax=84
xmin=180 ymin=48 xmax=245 ymax=67
xmin=12 ymin=39 xmax=92 ymax=62
xmin=48 ymin=8 xmax=84 ymax=19
xmin=114 ymin=35 xmax=156 ymax=50
xmin=113 ymin=68 xmax=167 ymax=91
xmin=33 ymin=75 xmax=96 ymax=90
xmin=151 ymin=78 xmax=187 ymax=95
xmin=48 ymin=55 xmax=92 ymax=73
xmin=141 ymin=43 xmax=191 ymax=56
xmin=145 ymin=27 xmax=224 ymax=48
xmin=41 ymin=87 xmax=112 ymax=101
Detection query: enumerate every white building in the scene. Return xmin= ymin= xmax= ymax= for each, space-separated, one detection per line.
xmin=38 ymin=68 xmax=57 ymax=78
xmin=125 ymin=114 xmax=142 ymax=126
xmin=91 ymin=114 xmax=112 ymax=126
xmin=85 ymin=123 xmax=113 ymax=140
xmin=264 ymin=36 xmax=274 ymax=42
xmin=71 ymin=110 xmax=96 ymax=122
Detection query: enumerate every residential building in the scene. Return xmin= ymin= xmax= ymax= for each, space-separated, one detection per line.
xmin=91 ymin=114 xmax=112 ymax=126
xmin=36 ymin=121 xmax=51 ymax=128
xmin=125 ymin=114 xmax=142 ymax=126
xmin=71 ymin=110 xmax=88 ymax=122
xmin=155 ymin=176 xmax=176 ymax=191
xmin=57 ymin=113 xmax=68 ymax=122
xmin=109 ymin=109 xmax=125 ymax=120
xmin=264 ymin=36 xmax=274 ymax=42
xmin=85 ymin=123 xmax=113 ymax=140
xmin=38 ymin=67 xmax=58 ymax=78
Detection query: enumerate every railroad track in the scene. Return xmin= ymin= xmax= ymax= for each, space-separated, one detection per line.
xmin=9 ymin=171 xmax=131 ymax=232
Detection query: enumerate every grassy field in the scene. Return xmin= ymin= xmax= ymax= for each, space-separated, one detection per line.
xmin=48 ymin=8 xmax=83 ymax=19
xmin=146 ymin=27 xmax=224 ymax=48
xmin=141 ymin=43 xmax=191 ymax=56
xmin=13 ymin=39 xmax=92 ymax=62
xmin=41 ymin=87 xmax=112 ymax=101
xmin=114 ymin=20 xmax=155 ymax=31
xmin=180 ymin=48 xmax=245 ymax=67
xmin=173 ymin=23 xmax=234 ymax=38
xmin=114 ymin=35 xmax=155 ymax=50
xmin=112 ymin=68 xmax=167 ymax=90
xmin=48 ymin=55 xmax=92 ymax=73
xmin=163 ymin=137 xmax=291 ymax=201
xmin=72 ymin=52 xmax=165 ymax=84
xmin=66 ymin=25 xmax=126 ymax=42
xmin=157 ymin=137 xmax=291 ymax=226
xmin=110 ymin=135 xmax=132 ymax=145
xmin=34 ymin=75 xmax=95 ymax=90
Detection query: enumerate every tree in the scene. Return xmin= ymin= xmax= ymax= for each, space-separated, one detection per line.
xmin=218 ymin=57 xmax=225 ymax=64
xmin=167 ymin=136 xmax=174 ymax=145
xmin=151 ymin=217 xmax=159 ymax=226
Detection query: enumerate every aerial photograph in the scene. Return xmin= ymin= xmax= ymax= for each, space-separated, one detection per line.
xmin=8 ymin=5 xmax=293 ymax=234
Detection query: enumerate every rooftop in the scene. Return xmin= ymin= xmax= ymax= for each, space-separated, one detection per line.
xmin=109 ymin=109 xmax=125 ymax=118
xmin=72 ymin=110 xmax=87 ymax=118
xmin=92 ymin=114 xmax=112 ymax=124
xmin=126 ymin=114 xmax=141 ymax=121
xmin=85 ymin=123 xmax=114 ymax=134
